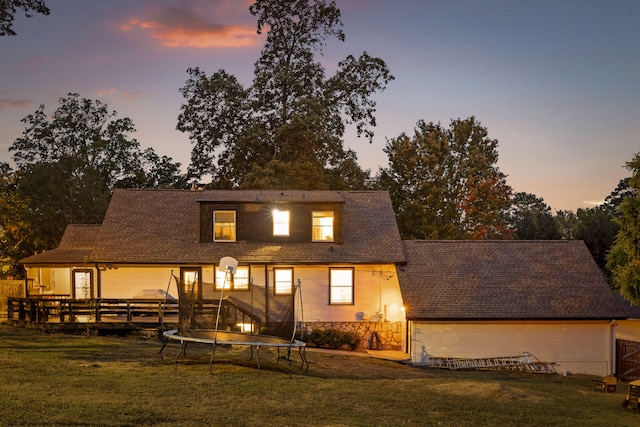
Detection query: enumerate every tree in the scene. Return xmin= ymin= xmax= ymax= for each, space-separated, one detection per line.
xmin=0 ymin=0 xmax=49 ymax=36
xmin=554 ymin=210 xmax=578 ymax=240
xmin=5 ymin=94 xmax=186 ymax=272
xmin=509 ymin=192 xmax=560 ymax=239
xmin=378 ymin=117 xmax=513 ymax=240
xmin=574 ymin=206 xmax=619 ymax=271
xmin=603 ymin=177 xmax=636 ymax=211
xmin=0 ymin=163 xmax=31 ymax=278
xmin=606 ymin=152 xmax=640 ymax=304
xmin=11 ymin=93 xmax=185 ymax=191
xmin=177 ymin=0 xmax=393 ymax=190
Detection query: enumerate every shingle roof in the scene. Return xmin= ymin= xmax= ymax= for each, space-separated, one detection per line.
xmin=20 ymin=224 xmax=99 ymax=264
xmin=615 ymin=293 xmax=640 ymax=318
xmin=398 ymin=240 xmax=626 ymax=320
xmin=58 ymin=224 xmax=100 ymax=248
xmin=22 ymin=189 xmax=405 ymax=265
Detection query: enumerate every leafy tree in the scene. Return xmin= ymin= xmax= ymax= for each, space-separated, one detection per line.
xmin=574 ymin=206 xmax=619 ymax=271
xmin=606 ymin=152 xmax=640 ymax=304
xmin=0 ymin=0 xmax=49 ymax=36
xmin=5 ymin=94 xmax=186 ymax=272
xmin=11 ymin=93 xmax=185 ymax=191
xmin=509 ymin=192 xmax=560 ymax=239
xmin=603 ymin=177 xmax=636 ymax=211
xmin=378 ymin=117 xmax=512 ymax=240
xmin=554 ymin=210 xmax=578 ymax=240
xmin=552 ymin=180 xmax=624 ymax=274
xmin=177 ymin=0 xmax=393 ymax=190
xmin=0 ymin=163 xmax=31 ymax=278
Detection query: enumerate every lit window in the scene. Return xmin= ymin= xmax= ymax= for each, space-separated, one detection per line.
xmin=273 ymin=209 xmax=290 ymax=236
xmin=274 ymin=268 xmax=293 ymax=295
xmin=181 ymin=268 xmax=200 ymax=299
xmin=312 ymin=211 xmax=334 ymax=241
xmin=215 ymin=266 xmax=249 ymax=290
xmin=330 ymin=268 xmax=353 ymax=304
xmin=214 ymin=211 xmax=236 ymax=241
xmin=233 ymin=267 xmax=250 ymax=290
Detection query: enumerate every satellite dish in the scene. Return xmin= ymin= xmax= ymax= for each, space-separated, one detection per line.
xmin=218 ymin=256 xmax=238 ymax=274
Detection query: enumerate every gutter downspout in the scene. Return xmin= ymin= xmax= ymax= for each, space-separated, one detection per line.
xmin=608 ymin=319 xmax=617 ymax=377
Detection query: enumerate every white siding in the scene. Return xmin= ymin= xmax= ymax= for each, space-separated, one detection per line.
xmin=97 ymin=263 xmax=405 ymax=324
xmin=100 ymin=266 xmax=179 ymax=299
xmin=411 ymin=320 xmax=614 ymax=376
xmin=25 ymin=267 xmax=72 ymax=295
xmin=296 ymin=264 xmax=404 ymax=323
xmin=616 ymin=319 xmax=640 ymax=343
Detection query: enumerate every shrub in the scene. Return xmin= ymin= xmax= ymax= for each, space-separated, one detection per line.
xmin=304 ymin=328 xmax=361 ymax=350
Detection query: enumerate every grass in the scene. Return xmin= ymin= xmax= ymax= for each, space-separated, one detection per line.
xmin=0 ymin=325 xmax=638 ymax=426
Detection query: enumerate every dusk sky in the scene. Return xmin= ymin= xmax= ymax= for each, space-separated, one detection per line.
xmin=1 ymin=0 xmax=639 ymax=212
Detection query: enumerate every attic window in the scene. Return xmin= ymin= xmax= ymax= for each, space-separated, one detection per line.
xmin=272 ymin=209 xmax=290 ymax=236
xmin=214 ymin=211 xmax=236 ymax=242
xmin=312 ymin=211 xmax=334 ymax=242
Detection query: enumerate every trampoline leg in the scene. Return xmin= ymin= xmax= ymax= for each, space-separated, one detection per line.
xmin=174 ymin=341 xmax=187 ymax=368
xmin=299 ymin=347 xmax=309 ymax=374
xmin=256 ymin=346 xmax=261 ymax=376
xmin=287 ymin=346 xmax=293 ymax=377
xmin=209 ymin=342 xmax=217 ymax=375
xmin=157 ymin=338 xmax=168 ymax=362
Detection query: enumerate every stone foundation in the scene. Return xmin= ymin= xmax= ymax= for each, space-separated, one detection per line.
xmin=302 ymin=321 xmax=403 ymax=351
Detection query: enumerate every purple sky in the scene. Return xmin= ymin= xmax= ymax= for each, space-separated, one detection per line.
xmin=1 ymin=0 xmax=639 ymax=211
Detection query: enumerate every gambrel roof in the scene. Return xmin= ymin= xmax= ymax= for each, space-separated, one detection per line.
xmin=21 ymin=189 xmax=406 ymax=265
xmin=398 ymin=240 xmax=626 ymax=320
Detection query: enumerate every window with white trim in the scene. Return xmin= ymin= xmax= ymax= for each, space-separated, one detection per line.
xmin=272 ymin=209 xmax=290 ymax=236
xmin=213 ymin=210 xmax=236 ymax=242
xmin=274 ymin=268 xmax=293 ymax=295
xmin=215 ymin=265 xmax=249 ymax=290
xmin=329 ymin=267 xmax=353 ymax=304
xmin=312 ymin=211 xmax=334 ymax=241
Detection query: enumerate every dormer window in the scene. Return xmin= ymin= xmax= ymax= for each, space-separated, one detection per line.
xmin=214 ymin=211 xmax=236 ymax=242
xmin=312 ymin=211 xmax=334 ymax=242
xmin=272 ymin=209 xmax=290 ymax=236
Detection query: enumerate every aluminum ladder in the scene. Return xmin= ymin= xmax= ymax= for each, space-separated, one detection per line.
xmin=426 ymin=352 xmax=556 ymax=373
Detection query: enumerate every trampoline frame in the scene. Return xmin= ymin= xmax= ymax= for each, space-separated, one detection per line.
xmin=158 ymin=329 xmax=308 ymax=376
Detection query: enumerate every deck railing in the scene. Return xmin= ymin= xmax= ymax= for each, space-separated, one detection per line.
xmin=6 ymin=297 xmax=263 ymax=332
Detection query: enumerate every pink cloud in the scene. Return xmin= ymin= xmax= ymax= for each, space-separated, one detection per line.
xmin=120 ymin=2 xmax=260 ymax=48
xmin=0 ymin=99 xmax=32 ymax=112
xmin=96 ymin=89 xmax=140 ymax=101
xmin=18 ymin=56 xmax=53 ymax=70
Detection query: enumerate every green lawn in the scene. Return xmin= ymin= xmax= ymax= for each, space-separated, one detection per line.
xmin=0 ymin=325 xmax=638 ymax=426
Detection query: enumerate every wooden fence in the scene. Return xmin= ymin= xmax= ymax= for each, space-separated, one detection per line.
xmin=617 ymin=339 xmax=640 ymax=382
xmin=0 ymin=280 xmax=24 ymax=320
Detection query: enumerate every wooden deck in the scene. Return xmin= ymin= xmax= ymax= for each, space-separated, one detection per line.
xmin=6 ymin=296 xmax=262 ymax=334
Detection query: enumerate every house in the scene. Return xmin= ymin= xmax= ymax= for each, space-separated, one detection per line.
xmin=19 ymin=189 xmax=407 ymax=348
xmin=17 ymin=189 xmax=634 ymax=375
xmin=397 ymin=240 xmax=627 ymax=376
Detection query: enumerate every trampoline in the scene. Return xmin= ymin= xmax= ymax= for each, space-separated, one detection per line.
xmin=157 ymin=256 xmax=308 ymax=376
xmin=158 ymin=329 xmax=308 ymax=376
